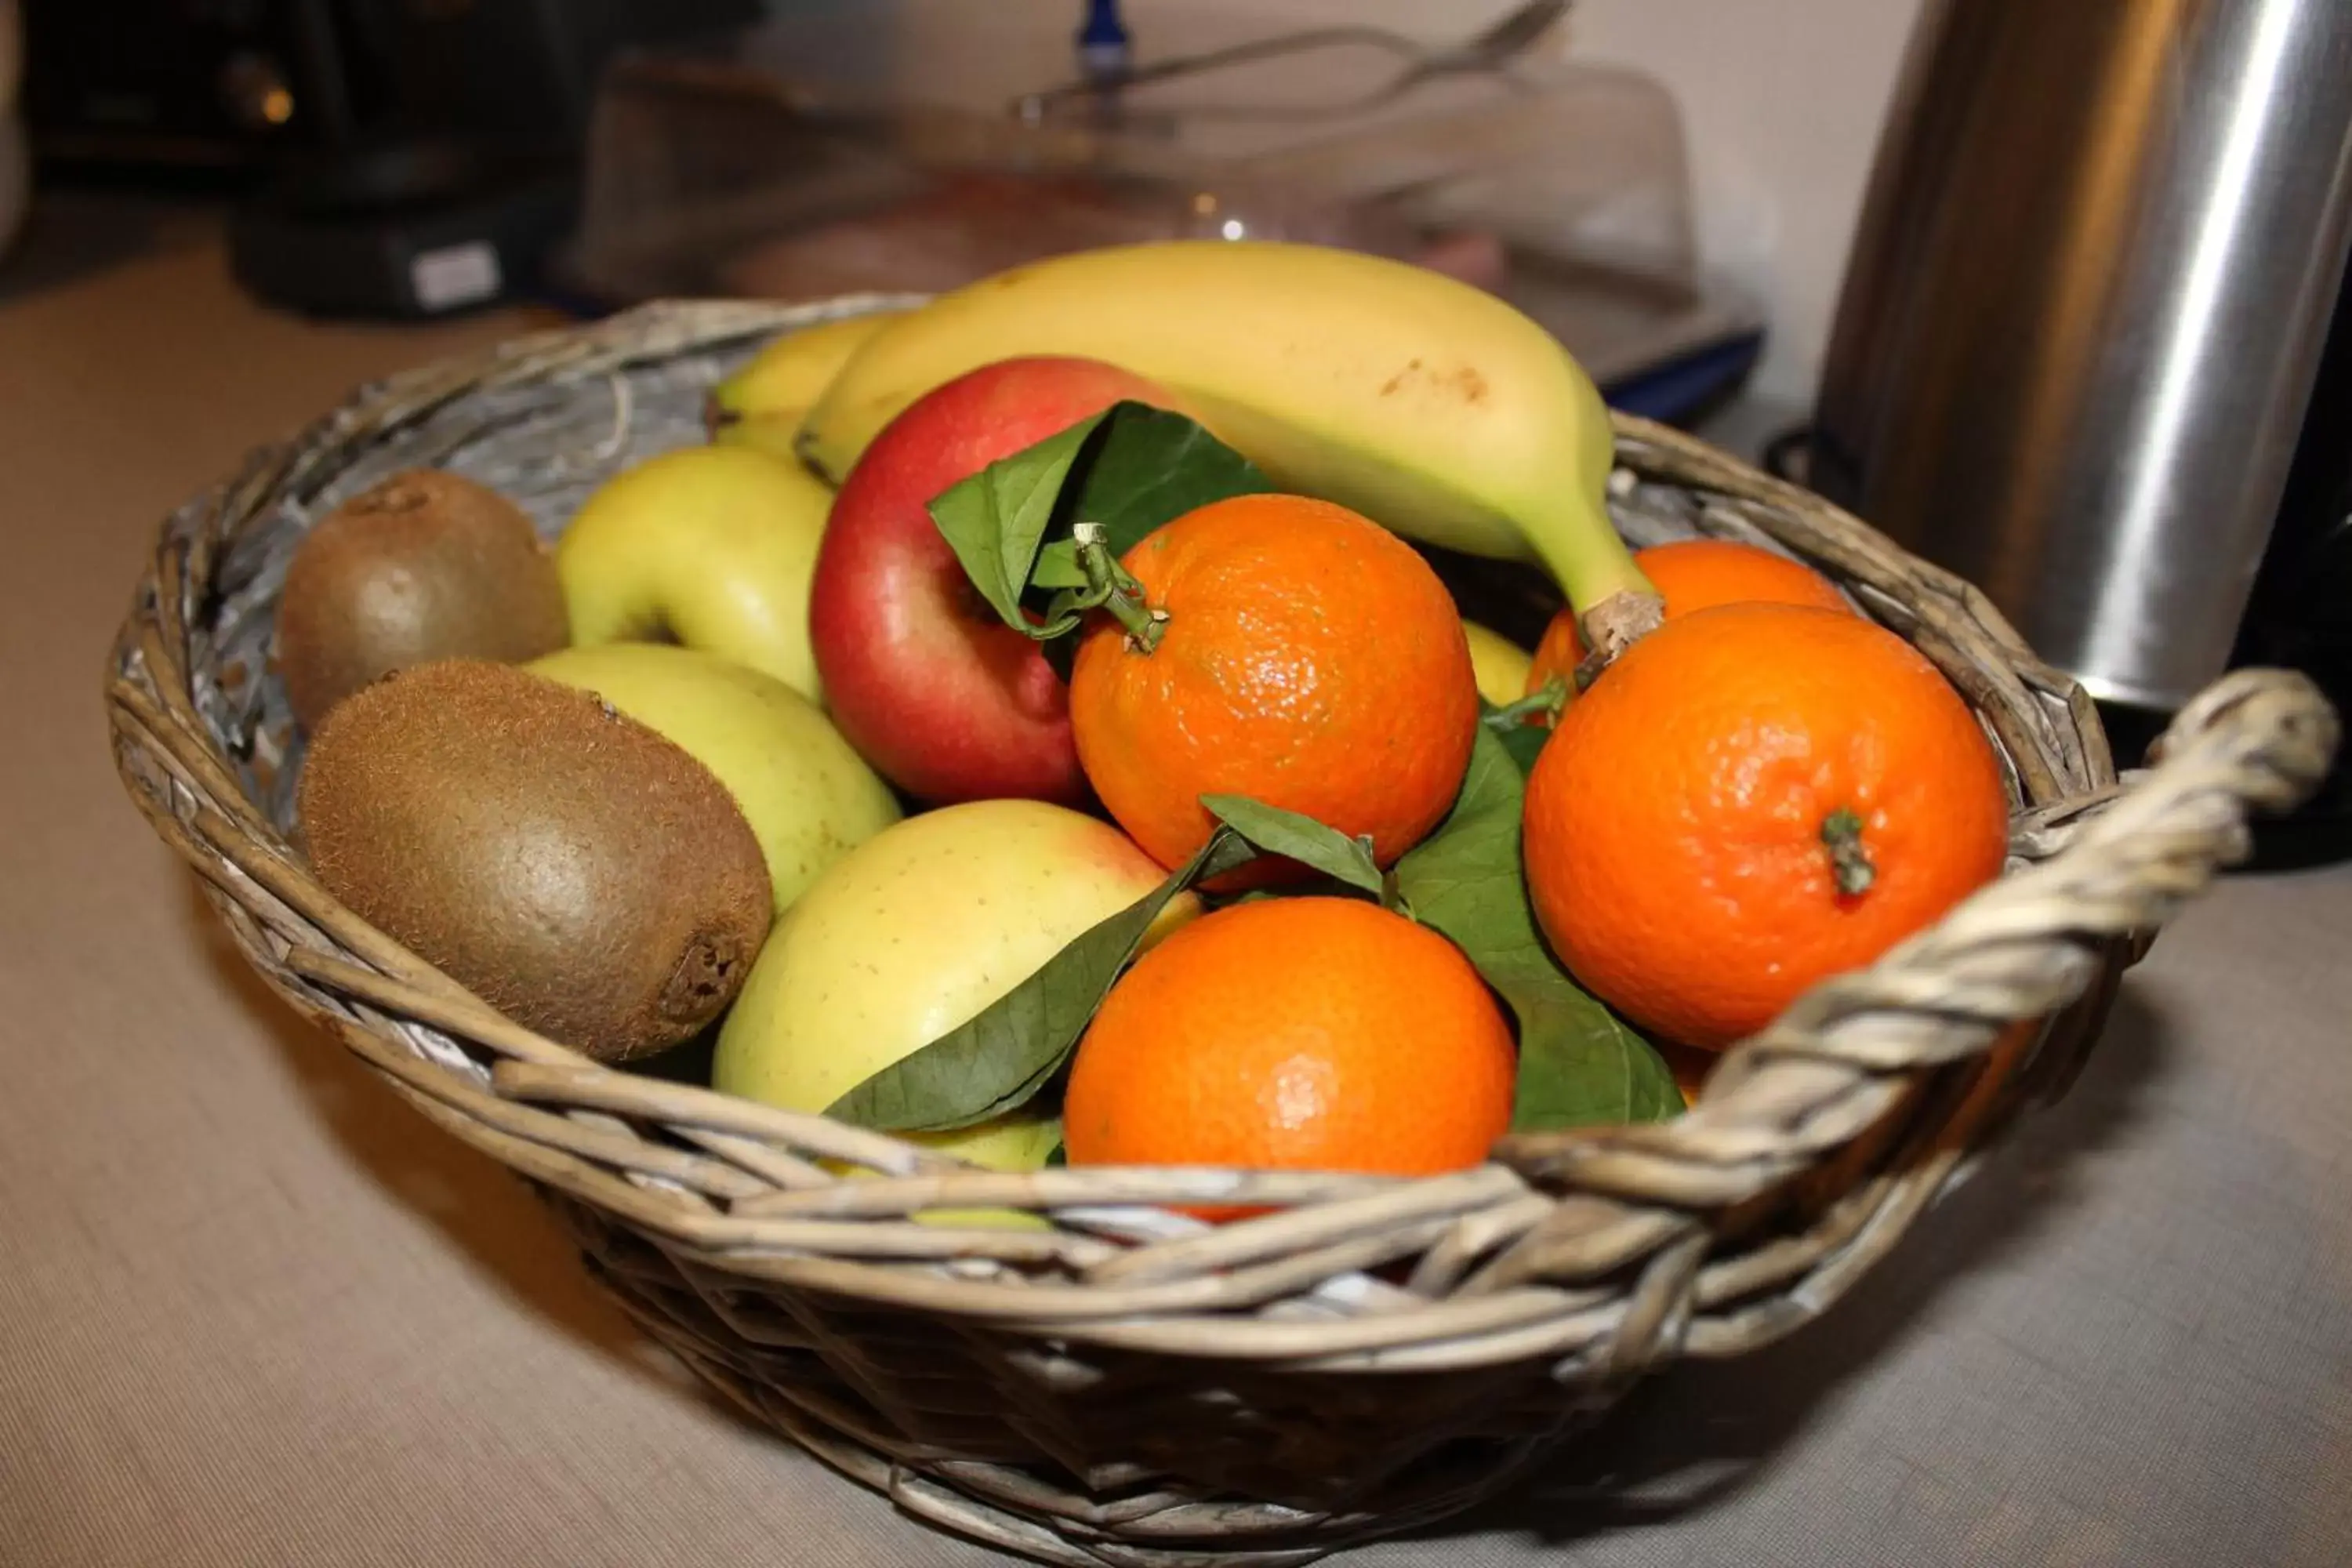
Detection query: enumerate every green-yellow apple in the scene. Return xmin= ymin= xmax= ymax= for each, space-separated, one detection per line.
xmin=557 ymin=446 xmax=829 ymax=702
xmin=713 ymin=799 xmax=1198 ymax=1173
xmin=706 ymin=310 xmax=910 ymax=462
xmin=528 ymin=641 xmax=898 ymax=915
xmin=1461 ymin=619 xmax=1534 ymax=707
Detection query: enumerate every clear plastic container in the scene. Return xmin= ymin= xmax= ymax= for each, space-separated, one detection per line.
xmin=561 ymin=0 xmax=1759 ymax=397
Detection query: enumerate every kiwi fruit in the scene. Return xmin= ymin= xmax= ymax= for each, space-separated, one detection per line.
xmin=298 ymin=659 xmax=772 ymax=1062
xmin=276 ymin=469 xmax=569 ymax=731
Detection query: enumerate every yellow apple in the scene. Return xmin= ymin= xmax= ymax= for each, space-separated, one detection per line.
xmin=1462 ymin=619 xmax=1534 ymax=706
xmin=706 ymin=310 xmax=910 ymax=461
xmin=556 ymin=446 xmax=830 ymax=702
xmin=713 ymin=800 xmax=1197 ymax=1174
xmin=528 ymin=642 xmax=898 ymax=915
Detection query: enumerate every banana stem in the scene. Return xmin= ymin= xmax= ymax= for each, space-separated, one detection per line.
xmin=1073 ymin=524 xmax=1166 ymax=652
xmin=1541 ymin=496 xmax=1664 ymax=668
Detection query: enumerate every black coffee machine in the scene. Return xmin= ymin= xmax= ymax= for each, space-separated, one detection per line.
xmin=24 ymin=0 xmax=757 ymax=315
xmin=1809 ymin=0 xmax=2352 ymax=865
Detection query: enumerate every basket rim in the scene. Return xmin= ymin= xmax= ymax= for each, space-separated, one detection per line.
xmin=100 ymin=295 xmax=2338 ymax=1383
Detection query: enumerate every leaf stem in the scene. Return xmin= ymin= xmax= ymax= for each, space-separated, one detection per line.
xmin=1073 ymin=523 xmax=1166 ymax=652
xmin=1483 ymin=677 xmax=1568 ymax=731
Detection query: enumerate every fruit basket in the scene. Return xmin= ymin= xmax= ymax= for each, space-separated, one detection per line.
xmin=107 ymin=295 xmax=2336 ymax=1567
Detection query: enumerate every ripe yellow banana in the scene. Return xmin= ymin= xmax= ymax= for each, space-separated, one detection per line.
xmin=1461 ymin=619 xmax=1535 ymax=706
xmin=797 ymin=241 xmax=1658 ymax=650
xmin=707 ymin=308 xmax=911 ymax=463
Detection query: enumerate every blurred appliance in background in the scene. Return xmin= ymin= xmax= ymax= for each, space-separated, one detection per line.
xmin=22 ymin=0 xmax=755 ymax=314
xmin=561 ymin=0 xmax=1766 ymax=423
xmin=24 ymin=0 xmax=345 ymax=175
xmin=1 ymin=0 xmax=24 ymax=259
xmin=1811 ymin=0 xmax=2352 ymax=859
xmin=23 ymin=0 xmax=757 ymax=175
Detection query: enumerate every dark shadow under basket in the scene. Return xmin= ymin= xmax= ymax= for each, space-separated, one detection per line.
xmin=106 ymin=299 xmax=2338 ymax=1567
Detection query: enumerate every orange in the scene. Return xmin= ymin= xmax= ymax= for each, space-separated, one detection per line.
xmin=1069 ymin=494 xmax=1478 ymax=874
xmin=1062 ymin=897 xmax=1516 ymax=1205
xmin=1523 ymin=603 xmax=2009 ymax=1051
xmin=1526 ymin=539 xmax=1851 ymax=715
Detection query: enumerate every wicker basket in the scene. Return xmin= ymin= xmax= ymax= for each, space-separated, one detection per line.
xmin=107 ymin=298 xmax=2337 ymax=1568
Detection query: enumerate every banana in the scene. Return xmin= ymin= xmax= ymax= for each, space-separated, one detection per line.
xmin=1461 ymin=619 xmax=1535 ymax=706
xmin=707 ymin=309 xmax=910 ymax=463
xmin=797 ymin=241 xmax=1658 ymax=650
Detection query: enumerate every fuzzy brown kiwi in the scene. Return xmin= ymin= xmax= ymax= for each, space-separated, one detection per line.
xmin=297 ymin=659 xmax=773 ymax=1062
xmin=276 ymin=470 xmax=570 ymax=731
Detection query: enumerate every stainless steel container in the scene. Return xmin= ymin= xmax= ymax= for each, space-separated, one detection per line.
xmin=1811 ymin=0 xmax=2352 ymax=709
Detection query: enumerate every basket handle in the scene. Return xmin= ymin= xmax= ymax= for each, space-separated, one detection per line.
xmin=1495 ymin=666 xmax=2339 ymax=1194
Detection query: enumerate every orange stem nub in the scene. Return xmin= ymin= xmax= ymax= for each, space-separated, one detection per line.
xmin=1820 ymin=807 xmax=1876 ymax=898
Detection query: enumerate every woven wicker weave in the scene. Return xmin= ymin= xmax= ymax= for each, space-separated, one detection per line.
xmin=106 ymin=298 xmax=2339 ymax=1567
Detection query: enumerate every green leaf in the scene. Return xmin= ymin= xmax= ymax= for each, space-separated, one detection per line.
xmin=1031 ymin=539 xmax=1087 ymax=590
xmin=924 ymin=402 xmax=1272 ymax=638
xmin=1494 ymin=720 xmax=1551 ymax=778
xmin=1073 ymin=405 xmax=1273 ymax=555
xmin=1506 ymin=986 xmax=1684 ymax=1131
xmin=1479 ymin=695 xmax=1554 ymax=778
xmin=1200 ymin=794 xmax=1385 ymax=896
xmin=826 ymin=828 xmax=1258 ymax=1134
xmin=1396 ymin=728 xmax=1682 ymax=1130
xmin=926 ymin=410 xmax=1112 ymax=632
xmin=1479 ymin=680 xmax=1564 ymax=779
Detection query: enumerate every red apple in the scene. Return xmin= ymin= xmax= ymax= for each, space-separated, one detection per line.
xmin=810 ymin=356 xmax=1167 ymax=804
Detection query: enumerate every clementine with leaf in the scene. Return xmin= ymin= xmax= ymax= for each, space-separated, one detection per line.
xmin=1523 ymin=603 xmax=2009 ymax=1051
xmin=1062 ymin=897 xmax=1516 ymax=1206
xmin=1068 ymin=493 xmax=1478 ymax=875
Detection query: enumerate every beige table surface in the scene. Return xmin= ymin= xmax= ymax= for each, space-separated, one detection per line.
xmin=5 ymin=220 xmax=2352 ymax=1568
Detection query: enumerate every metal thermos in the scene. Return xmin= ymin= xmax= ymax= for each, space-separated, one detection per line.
xmin=1811 ymin=0 xmax=2352 ymax=710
